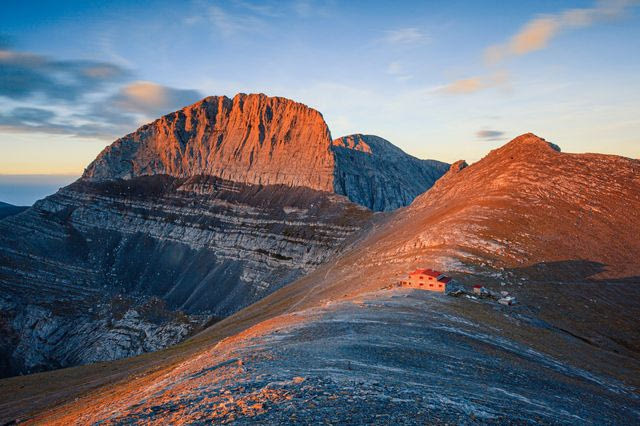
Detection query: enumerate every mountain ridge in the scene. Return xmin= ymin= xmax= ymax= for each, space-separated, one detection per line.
xmin=407 ymin=132 xmax=640 ymax=278
xmin=0 ymin=201 xmax=28 ymax=220
xmin=7 ymin=133 xmax=639 ymax=424
xmin=83 ymin=93 xmax=448 ymax=211
xmin=0 ymin=93 xmax=450 ymax=377
xmin=331 ymin=133 xmax=449 ymax=211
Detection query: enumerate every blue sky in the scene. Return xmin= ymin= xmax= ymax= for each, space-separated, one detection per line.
xmin=1 ymin=0 xmax=639 ymax=189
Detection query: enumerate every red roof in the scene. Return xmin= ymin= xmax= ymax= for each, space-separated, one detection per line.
xmin=410 ymin=268 xmax=441 ymax=278
xmin=409 ymin=268 xmax=451 ymax=283
xmin=472 ymin=284 xmax=483 ymax=288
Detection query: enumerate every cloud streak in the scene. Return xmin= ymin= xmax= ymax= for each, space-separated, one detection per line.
xmin=110 ymin=81 xmax=202 ymax=117
xmin=383 ymin=27 xmax=429 ymax=45
xmin=0 ymin=47 xmax=203 ymax=140
xmin=476 ymin=129 xmax=505 ymax=141
xmin=0 ymin=48 xmax=127 ymax=101
xmin=203 ymin=1 xmax=334 ymax=38
xmin=207 ymin=4 xmax=268 ymax=37
xmin=440 ymin=71 xmax=509 ymax=95
xmin=485 ymin=0 xmax=639 ymax=63
xmin=0 ymin=106 xmax=121 ymax=139
xmin=440 ymin=0 xmax=639 ymax=96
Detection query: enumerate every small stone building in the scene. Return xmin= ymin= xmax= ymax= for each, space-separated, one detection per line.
xmin=400 ymin=268 xmax=451 ymax=292
xmin=473 ymin=285 xmax=485 ymax=295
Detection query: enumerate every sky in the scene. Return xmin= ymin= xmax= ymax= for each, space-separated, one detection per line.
xmin=1 ymin=0 xmax=639 ymax=204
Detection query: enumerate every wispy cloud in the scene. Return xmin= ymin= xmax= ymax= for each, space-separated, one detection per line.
xmin=292 ymin=0 xmax=313 ymax=17
xmin=383 ymin=27 xmax=429 ymax=45
xmin=441 ymin=0 xmax=639 ymax=96
xmin=110 ymin=81 xmax=202 ymax=117
xmin=0 ymin=107 xmax=58 ymax=131
xmin=203 ymin=1 xmax=331 ymax=37
xmin=0 ymin=47 xmax=203 ymax=139
xmin=485 ymin=0 xmax=639 ymax=63
xmin=476 ymin=129 xmax=505 ymax=141
xmin=441 ymin=77 xmax=482 ymax=95
xmin=233 ymin=0 xmax=280 ymax=17
xmin=0 ymin=105 xmax=125 ymax=139
xmin=291 ymin=0 xmax=333 ymax=18
xmin=0 ymin=48 xmax=127 ymax=101
xmin=440 ymin=71 xmax=509 ymax=95
xmin=207 ymin=5 xmax=266 ymax=37
xmin=386 ymin=61 xmax=413 ymax=81
xmin=95 ymin=30 xmax=135 ymax=68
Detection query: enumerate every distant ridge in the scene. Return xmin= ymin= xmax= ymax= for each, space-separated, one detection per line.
xmin=332 ymin=134 xmax=448 ymax=211
xmin=0 ymin=201 xmax=27 ymax=220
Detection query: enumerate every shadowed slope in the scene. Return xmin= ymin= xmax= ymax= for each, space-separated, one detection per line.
xmin=0 ymin=201 xmax=27 ymax=220
xmin=332 ymin=134 xmax=449 ymax=211
xmin=0 ymin=175 xmax=372 ymax=377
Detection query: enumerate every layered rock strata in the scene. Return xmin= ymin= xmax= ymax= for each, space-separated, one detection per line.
xmin=0 ymin=175 xmax=371 ymax=376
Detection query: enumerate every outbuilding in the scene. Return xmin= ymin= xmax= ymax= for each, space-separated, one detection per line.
xmin=472 ymin=285 xmax=486 ymax=295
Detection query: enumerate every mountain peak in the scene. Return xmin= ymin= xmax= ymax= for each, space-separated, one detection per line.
xmin=332 ymin=134 xmax=406 ymax=156
xmin=331 ymin=134 xmax=449 ymax=211
xmin=332 ymin=134 xmax=373 ymax=154
xmin=448 ymin=159 xmax=468 ymax=173
xmin=479 ymin=133 xmax=562 ymax=166
xmin=82 ymin=95 xmax=449 ymax=211
xmin=503 ymin=133 xmax=561 ymax=153
xmin=83 ymin=93 xmax=335 ymax=190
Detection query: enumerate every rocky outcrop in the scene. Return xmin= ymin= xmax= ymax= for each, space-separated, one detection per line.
xmin=83 ymin=95 xmax=448 ymax=211
xmin=0 ymin=294 xmax=207 ymax=377
xmin=332 ymin=134 xmax=449 ymax=211
xmin=83 ymin=94 xmax=336 ymax=191
xmin=0 ymin=175 xmax=371 ymax=376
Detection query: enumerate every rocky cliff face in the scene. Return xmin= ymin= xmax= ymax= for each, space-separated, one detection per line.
xmin=83 ymin=94 xmax=336 ymax=191
xmin=0 ymin=175 xmax=371 ymax=376
xmin=83 ymin=95 xmax=448 ymax=211
xmin=0 ymin=293 xmax=206 ymax=378
xmin=332 ymin=134 xmax=449 ymax=211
